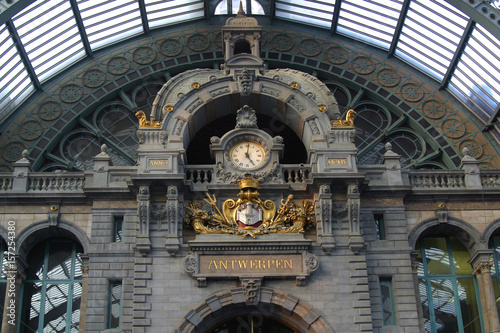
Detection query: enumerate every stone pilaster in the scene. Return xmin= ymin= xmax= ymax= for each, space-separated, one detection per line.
xmin=136 ymin=185 xmax=151 ymax=256
xmin=165 ymin=185 xmax=180 ymax=256
xmin=317 ymin=184 xmax=335 ymax=254
xmin=410 ymin=251 xmax=426 ymax=332
xmin=347 ymin=183 xmax=363 ymax=254
xmin=79 ymin=255 xmax=89 ymax=333
xmin=472 ymin=260 xmax=500 ymax=333
xmin=1 ymin=256 xmax=26 ymax=333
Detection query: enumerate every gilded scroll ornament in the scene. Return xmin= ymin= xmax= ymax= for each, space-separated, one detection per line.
xmin=331 ymin=109 xmax=357 ymax=127
xmin=135 ymin=110 xmax=162 ymax=128
xmin=185 ymin=176 xmax=315 ymax=238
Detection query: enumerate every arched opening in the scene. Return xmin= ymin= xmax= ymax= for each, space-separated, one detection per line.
xmin=18 ymin=238 xmax=84 ymax=332
xmin=208 ymin=314 xmax=297 ymax=333
xmin=415 ymin=235 xmax=483 ymax=333
xmin=234 ymin=39 xmax=251 ymax=55
xmin=174 ymin=288 xmax=334 ymax=333
xmin=186 ymin=114 xmax=307 ymax=165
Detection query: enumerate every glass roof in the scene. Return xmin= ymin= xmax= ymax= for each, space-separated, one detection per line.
xmin=0 ymin=0 xmax=500 ymax=130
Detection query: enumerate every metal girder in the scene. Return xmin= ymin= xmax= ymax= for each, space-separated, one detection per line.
xmin=138 ymin=0 xmax=150 ymax=34
xmin=69 ymin=0 xmax=92 ymax=57
xmin=440 ymin=18 xmax=475 ymax=90
xmin=388 ymin=0 xmax=411 ymax=57
xmin=5 ymin=19 xmax=41 ymax=90
xmin=331 ymin=0 xmax=342 ymax=34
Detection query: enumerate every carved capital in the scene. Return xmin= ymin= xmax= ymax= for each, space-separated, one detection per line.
xmin=472 ymin=261 xmax=493 ymax=276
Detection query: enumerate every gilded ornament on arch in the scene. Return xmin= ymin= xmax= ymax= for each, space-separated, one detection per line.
xmin=185 ymin=176 xmax=315 ymax=239
xmin=164 ymin=105 xmax=174 ymax=112
xmin=289 ymin=82 xmax=299 ymax=89
xmin=135 ymin=110 xmax=162 ymax=128
xmin=318 ymin=104 xmax=327 ymax=112
xmin=331 ymin=109 xmax=357 ymax=127
xmin=192 ymin=82 xmax=201 ymax=89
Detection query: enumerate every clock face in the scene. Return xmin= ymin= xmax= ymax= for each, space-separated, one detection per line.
xmin=230 ymin=141 xmax=266 ymax=170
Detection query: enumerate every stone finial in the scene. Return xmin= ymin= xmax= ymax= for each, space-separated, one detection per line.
xmin=237 ymin=1 xmax=245 ymax=17
xmin=461 ymin=146 xmax=477 ymax=163
xmin=383 ymin=142 xmax=399 ymax=158
xmin=100 ymin=144 xmax=108 ymax=155
xmin=15 ymin=149 xmax=31 ymax=165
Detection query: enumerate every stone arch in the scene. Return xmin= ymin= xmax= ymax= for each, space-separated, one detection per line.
xmin=158 ymin=69 xmax=337 ymax=160
xmin=173 ymin=287 xmax=334 ymax=333
xmin=408 ymin=217 xmax=484 ymax=254
xmin=16 ymin=220 xmax=90 ymax=260
xmin=483 ymin=218 xmax=500 ymax=246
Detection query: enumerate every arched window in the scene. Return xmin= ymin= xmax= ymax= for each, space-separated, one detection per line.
xmin=416 ymin=236 xmax=483 ymax=333
xmin=19 ymin=239 xmax=83 ymax=333
xmin=215 ymin=0 xmax=265 ymax=15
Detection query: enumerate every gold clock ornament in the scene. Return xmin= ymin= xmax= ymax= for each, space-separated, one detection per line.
xmin=229 ymin=141 xmax=266 ymax=170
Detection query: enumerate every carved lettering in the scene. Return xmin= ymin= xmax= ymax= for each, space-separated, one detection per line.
xmin=328 ymin=158 xmax=347 ymax=165
xmin=204 ymin=257 xmax=296 ymax=272
xmin=149 ymin=159 xmax=169 ymax=166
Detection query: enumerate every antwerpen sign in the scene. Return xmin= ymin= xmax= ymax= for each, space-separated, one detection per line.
xmin=202 ymin=254 xmax=301 ymax=275
xmin=183 ymin=252 xmax=319 ymax=286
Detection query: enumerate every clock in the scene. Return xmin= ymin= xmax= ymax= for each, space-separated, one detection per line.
xmin=229 ymin=141 xmax=266 ymax=170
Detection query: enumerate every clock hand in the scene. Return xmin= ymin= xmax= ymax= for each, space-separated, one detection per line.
xmin=245 ymin=144 xmax=255 ymax=165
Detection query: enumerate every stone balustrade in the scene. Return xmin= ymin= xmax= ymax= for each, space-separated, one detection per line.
xmin=408 ymin=170 xmax=466 ymax=189
xmin=481 ymin=170 xmax=500 ymax=188
xmin=28 ymin=173 xmax=85 ymax=191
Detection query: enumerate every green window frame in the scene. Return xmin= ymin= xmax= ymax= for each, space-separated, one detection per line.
xmin=379 ymin=277 xmax=395 ymax=325
xmin=108 ymin=281 xmax=122 ymax=329
xmin=18 ymin=239 xmax=83 ymax=333
xmin=416 ymin=236 xmax=483 ymax=333
xmin=374 ymin=213 xmax=385 ymax=240
xmin=113 ymin=216 xmax=124 ymax=243
xmin=488 ymin=236 xmax=500 ymax=316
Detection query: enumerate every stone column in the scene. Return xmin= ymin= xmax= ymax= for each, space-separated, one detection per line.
xmin=1 ymin=261 xmax=25 ymax=333
xmin=473 ymin=261 xmax=500 ymax=333
xmin=79 ymin=254 xmax=89 ymax=333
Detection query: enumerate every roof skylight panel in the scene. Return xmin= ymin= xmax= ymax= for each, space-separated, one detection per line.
xmin=77 ymin=0 xmax=143 ymax=50
xmin=450 ymin=24 xmax=500 ymax=119
xmin=337 ymin=0 xmax=404 ymax=49
xmin=12 ymin=0 xmax=85 ymax=83
xmin=395 ymin=0 xmax=467 ymax=81
xmin=0 ymin=24 xmax=33 ymax=118
xmin=275 ymin=0 xmax=336 ymax=29
xmin=145 ymin=0 xmax=204 ymax=29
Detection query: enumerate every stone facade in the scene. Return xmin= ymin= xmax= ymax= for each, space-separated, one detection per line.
xmin=3 ymin=11 xmax=500 ymax=333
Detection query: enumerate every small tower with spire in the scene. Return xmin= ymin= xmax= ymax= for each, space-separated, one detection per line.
xmin=222 ymin=1 xmax=262 ymax=61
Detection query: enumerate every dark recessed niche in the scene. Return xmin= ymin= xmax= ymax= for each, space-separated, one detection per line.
xmin=186 ymin=114 xmax=307 ymax=165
